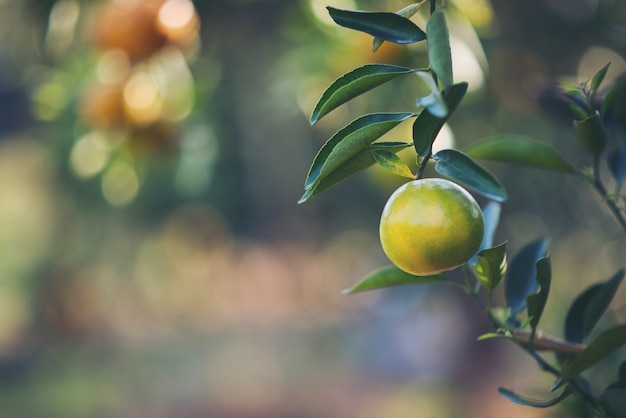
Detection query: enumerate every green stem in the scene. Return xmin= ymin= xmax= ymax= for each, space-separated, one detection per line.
xmin=587 ymin=156 xmax=626 ymax=232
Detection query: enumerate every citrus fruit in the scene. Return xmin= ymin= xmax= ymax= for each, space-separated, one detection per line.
xmin=379 ymin=178 xmax=484 ymax=276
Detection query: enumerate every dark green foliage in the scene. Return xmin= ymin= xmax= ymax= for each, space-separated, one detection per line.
xmin=303 ymin=3 xmax=626 ymax=414
xmin=504 ymin=237 xmax=549 ymax=315
xmin=327 ymin=7 xmax=426 ymax=44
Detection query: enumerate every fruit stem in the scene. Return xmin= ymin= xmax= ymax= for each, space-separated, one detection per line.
xmin=416 ymin=152 xmax=431 ymax=179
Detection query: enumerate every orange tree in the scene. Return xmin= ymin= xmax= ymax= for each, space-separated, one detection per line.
xmin=300 ymin=1 xmax=626 ymax=416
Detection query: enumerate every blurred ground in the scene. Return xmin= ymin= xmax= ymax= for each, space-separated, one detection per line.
xmin=0 ymin=0 xmax=624 ymax=417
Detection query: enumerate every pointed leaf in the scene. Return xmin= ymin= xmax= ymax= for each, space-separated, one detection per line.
xmin=499 ymin=387 xmax=571 ymax=408
xmin=413 ymin=82 xmax=467 ymax=156
xmin=310 ymin=64 xmax=414 ymax=124
xmin=565 ymin=269 xmax=625 ymax=343
xmin=553 ymin=324 xmax=626 ymax=391
xmin=601 ymin=388 xmax=626 ymax=418
xmin=299 ymin=142 xmax=411 ymax=203
xmin=472 ymin=241 xmax=507 ymax=290
xmin=304 ymin=113 xmax=414 ymax=190
xmin=477 ymin=332 xmax=508 ymax=341
xmin=505 ymin=237 xmax=550 ymax=314
xmin=327 ymin=7 xmax=426 ymax=44
xmin=372 ymin=3 xmax=424 ymax=52
xmin=371 ymin=149 xmax=415 ymax=179
xmin=590 ymin=63 xmax=610 ymax=93
xmin=573 ymin=111 xmax=607 ymax=155
xmin=526 ymin=257 xmax=552 ymax=337
xmin=466 ymin=135 xmax=576 ymax=174
xmin=426 ymin=8 xmax=453 ymax=89
xmin=415 ymin=71 xmax=447 ymax=117
xmin=342 ymin=265 xmax=449 ymax=294
xmin=433 ymin=148 xmax=508 ymax=202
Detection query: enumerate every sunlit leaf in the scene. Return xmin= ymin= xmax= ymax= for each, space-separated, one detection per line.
xmin=499 ymin=387 xmax=571 ymax=408
xmin=426 ymin=7 xmax=453 ymax=89
xmin=472 ymin=241 xmax=507 ymax=290
xmin=342 ymin=264 xmax=449 ymax=294
xmin=573 ymin=111 xmax=607 ymax=155
xmin=552 ymin=324 xmax=626 ymax=391
xmin=466 ymin=135 xmax=576 ymax=174
xmin=433 ymin=149 xmax=508 ymax=202
xmin=565 ymin=269 xmax=625 ymax=344
xmin=477 ymin=332 xmax=507 ymax=341
xmin=505 ymin=237 xmax=550 ymax=314
xmin=327 ymin=7 xmax=426 ymax=44
xmin=310 ymin=64 xmax=414 ymax=124
xmin=299 ymin=142 xmax=411 ymax=203
xmin=413 ymin=82 xmax=467 ymax=157
xmin=590 ymin=63 xmax=610 ymax=94
xmin=304 ymin=112 xmax=414 ymax=191
xmin=526 ymin=257 xmax=551 ymax=338
xmin=371 ymin=149 xmax=415 ymax=178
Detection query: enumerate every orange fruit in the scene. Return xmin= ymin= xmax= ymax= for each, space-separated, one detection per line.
xmin=92 ymin=0 xmax=167 ymax=59
xmin=379 ymin=178 xmax=484 ymax=276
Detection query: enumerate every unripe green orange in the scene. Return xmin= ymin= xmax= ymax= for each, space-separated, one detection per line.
xmin=379 ymin=178 xmax=484 ymax=276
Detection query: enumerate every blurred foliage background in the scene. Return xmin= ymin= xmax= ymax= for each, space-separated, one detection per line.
xmin=0 ymin=0 xmax=625 ymax=417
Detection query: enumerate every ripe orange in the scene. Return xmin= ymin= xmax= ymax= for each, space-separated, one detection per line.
xmin=379 ymin=178 xmax=484 ymax=276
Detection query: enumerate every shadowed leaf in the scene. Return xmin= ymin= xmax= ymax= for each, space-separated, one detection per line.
xmin=499 ymin=387 xmax=571 ymax=408
xmin=433 ymin=148 xmax=508 ymax=202
xmin=505 ymin=237 xmax=550 ymax=314
xmin=426 ymin=8 xmax=452 ymax=89
xmin=327 ymin=7 xmax=426 ymax=44
xmin=526 ymin=257 xmax=551 ymax=338
xmin=466 ymin=135 xmax=576 ymax=174
xmin=565 ymin=269 xmax=624 ymax=343
xmin=413 ymin=82 xmax=467 ymax=157
xmin=553 ymin=324 xmax=626 ymax=391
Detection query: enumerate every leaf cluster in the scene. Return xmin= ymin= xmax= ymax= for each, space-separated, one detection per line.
xmin=301 ymin=2 xmax=626 ymax=415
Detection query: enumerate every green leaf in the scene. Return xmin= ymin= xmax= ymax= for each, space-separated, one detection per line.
xmin=371 ymin=149 xmax=415 ymax=178
xmin=526 ymin=257 xmax=551 ymax=338
xmin=499 ymin=387 xmax=571 ymax=408
xmin=310 ymin=64 xmax=414 ymax=125
xmin=426 ymin=8 xmax=453 ymax=89
xmin=565 ymin=269 xmax=625 ymax=344
xmin=552 ymin=324 xmax=626 ymax=391
xmin=413 ymin=82 xmax=467 ymax=157
xmin=414 ymin=71 xmax=447 ymax=118
xmin=342 ymin=265 xmax=449 ymax=294
xmin=304 ymin=113 xmax=414 ymax=191
xmin=590 ymin=63 xmax=610 ymax=94
xmin=327 ymin=6 xmax=426 ymax=44
xmin=477 ymin=332 xmax=507 ymax=341
xmin=299 ymin=142 xmax=411 ymax=203
xmin=573 ymin=111 xmax=607 ymax=155
xmin=466 ymin=135 xmax=576 ymax=174
xmin=433 ymin=149 xmax=508 ymax=202
xmin=372 ymin=3 xmax=424 ymax=52
xmin=472 ymin=241 xmax=507 ymax=290
xmin=505 ymin=237 xmax=550 ymax=314
xmin=601 ymin=388 xmax=626 ymax=418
